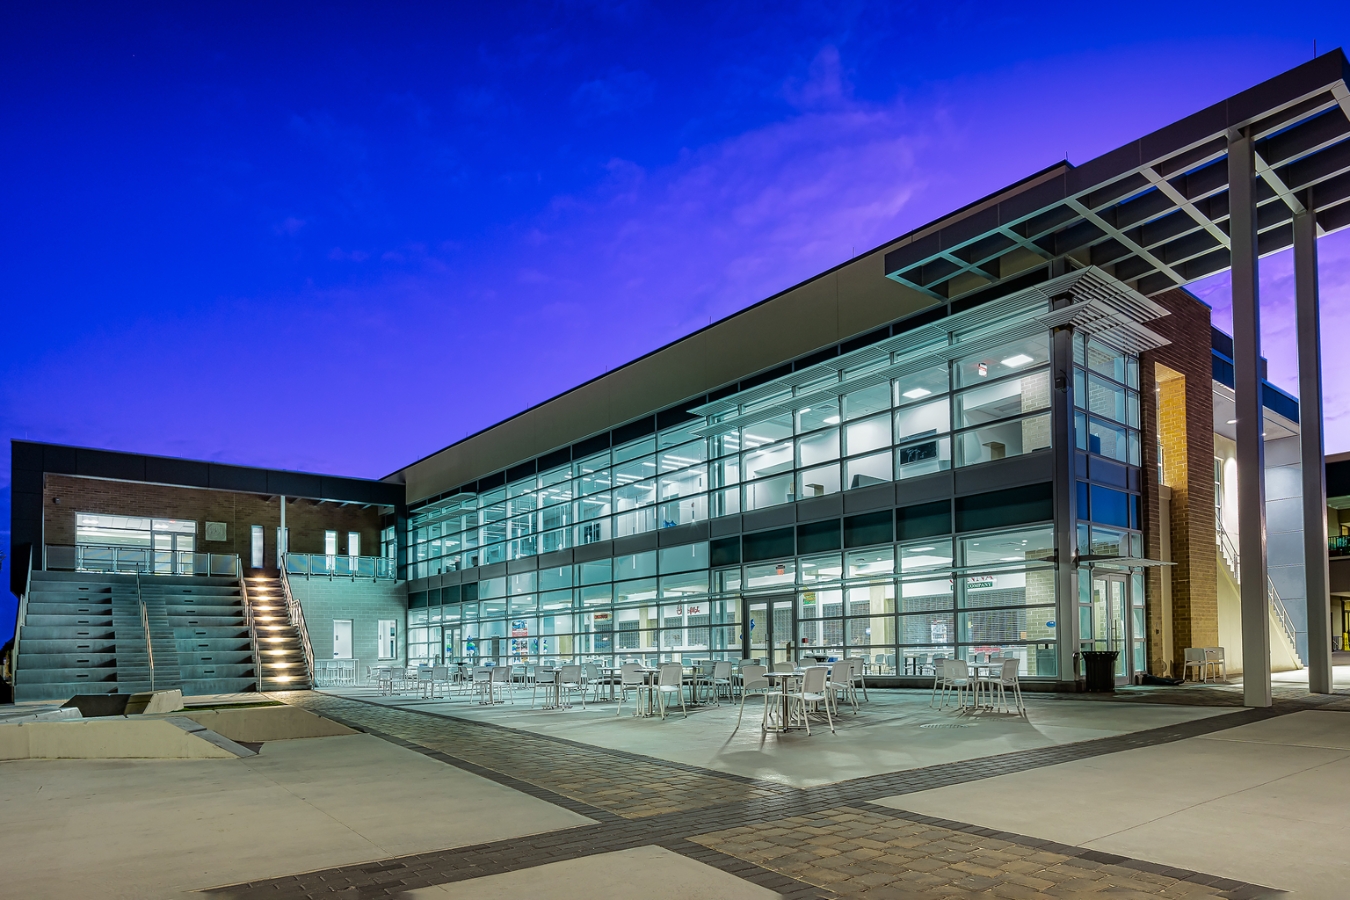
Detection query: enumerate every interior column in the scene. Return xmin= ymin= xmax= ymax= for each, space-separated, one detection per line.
xmin=1228 ymin=131 xmax=1272 ymax=708
xmin=1295 ymin=198 xmax=1333 ymax=693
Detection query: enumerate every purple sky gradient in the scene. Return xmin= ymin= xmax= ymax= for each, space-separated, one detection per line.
xmin=3 ymin=5 xmax=1350 ymax=631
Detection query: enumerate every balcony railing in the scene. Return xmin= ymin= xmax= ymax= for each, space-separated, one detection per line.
xmin=46 ymin=543 xmax=240 ymax=577
xmin=284 ymin=552 xmax=397 ymax=581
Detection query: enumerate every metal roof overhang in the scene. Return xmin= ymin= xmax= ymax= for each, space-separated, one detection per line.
xmin=883 ymin=51 xmax=1350 ymax=300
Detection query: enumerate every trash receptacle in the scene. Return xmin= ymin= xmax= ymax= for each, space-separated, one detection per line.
xmin=1081 ymin=650 xmax=1119 ymax=693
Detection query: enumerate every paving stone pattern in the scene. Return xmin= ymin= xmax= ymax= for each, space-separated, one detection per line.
xmin=692 ymin=806 xmax=1279 ymax=899
xmin=208 ymin=692 xmax=1285 ymax=899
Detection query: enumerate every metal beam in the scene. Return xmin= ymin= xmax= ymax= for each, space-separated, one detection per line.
xmin=1295 ymin=198 xmax=1333 ymax=694
xmin=1142 ymin=166 xmax=1232 ymax=247
xmin=1064 ymin=197 xmax=1184 ymax=286
xmin=1229 ymin=132 xmax=1272 ymax=709
xmin=1255 ymin=151 xmax=1307 ymax=216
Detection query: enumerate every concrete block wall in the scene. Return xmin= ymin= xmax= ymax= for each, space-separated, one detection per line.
xmin=286 ymin=577 xmax=408 ymax=675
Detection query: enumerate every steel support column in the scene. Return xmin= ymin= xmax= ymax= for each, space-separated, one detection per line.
xmin=1295 ymin=201 xmax=1333 ymax=693
xmin=1229 ymin=132 xmax=1272 ymax=708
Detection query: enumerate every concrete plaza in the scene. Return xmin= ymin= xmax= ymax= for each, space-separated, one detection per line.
xmin=3 ymin=679 xmax=1348 ymax=898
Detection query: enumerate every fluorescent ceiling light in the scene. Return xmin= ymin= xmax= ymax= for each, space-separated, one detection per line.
xmin=1001 ymin=354 xmax=1034 ymax=368
xmin=906 ymin=546 xmax=935 ymax=553
xmin=902 ymin=387 xmax=932 ymax=400
xmin=824 ymin=415 xmax=841 ymax=425
xmin=1000 ymin=556 xmax=1022 ymax=562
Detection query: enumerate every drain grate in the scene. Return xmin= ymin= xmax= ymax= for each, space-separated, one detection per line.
xmin=918 ymin=722 xmax=975 ymax=728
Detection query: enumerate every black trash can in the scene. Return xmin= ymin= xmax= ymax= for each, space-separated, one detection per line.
xmin=1081 ymin=650 xmax=1120 ymax=693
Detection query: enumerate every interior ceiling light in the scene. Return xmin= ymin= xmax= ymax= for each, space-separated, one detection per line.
xmin=902 ymin=387 xmax=932 ymax=400
xmin=824 ymin=415 xmax=841 ymax=425
xmin=1001 ymin=354 xmax=1034 ymax=368
xmin=906 ymin=546 xmax=935 ymax=553
xmin=1227 ymin=419 xmax=1238 ymax=425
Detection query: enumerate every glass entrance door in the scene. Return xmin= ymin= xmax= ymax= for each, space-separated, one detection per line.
xmin=1090 ymin=574 xmax=1130 ymax=682
xmin=745 ymin=596 xmax=796 ymax=665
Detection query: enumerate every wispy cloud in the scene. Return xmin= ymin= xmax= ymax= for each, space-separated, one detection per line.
xmin=571 ymin=67 xmax=654 ymax=120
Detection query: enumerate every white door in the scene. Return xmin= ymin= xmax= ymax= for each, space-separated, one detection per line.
xmin=333 ymin=620 xmax=353 ymax=659
xmin=251 ymin=525 xmax=265 ymax=569
xmin=378 ymin=619 xmax=397 ymax=660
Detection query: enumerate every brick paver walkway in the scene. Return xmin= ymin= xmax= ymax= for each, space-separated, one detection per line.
xmin=207 ymin=691 xmax=1286 ymax=899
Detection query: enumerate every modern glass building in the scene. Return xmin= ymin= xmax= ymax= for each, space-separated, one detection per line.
xmin=9 ymin=51 xmax=1350 ymax=701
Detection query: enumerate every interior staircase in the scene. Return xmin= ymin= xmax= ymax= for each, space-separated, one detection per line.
xmin=1216 ymin=523 xmax=1303 ymax=668
xmin=244 ymin=575 xmax=312 ymax=690
xmin=14 ymin=570 xmax=258 ymax=702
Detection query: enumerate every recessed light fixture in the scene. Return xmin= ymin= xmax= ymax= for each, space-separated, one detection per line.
xmin=906 ymin=546 xmax=935 ymax=553
xmin=1227 ymin=419 xmax=1237 ymax=425
xmin=1000 ymin=556 xmax=1022 ymax=561
xmin=902 ymin=387 xmax=932 ymax=400
xmin=1001 ymin=354 xmax=1034 ymax=368
xmin=824 ymin=415 xmax=841 ymax=425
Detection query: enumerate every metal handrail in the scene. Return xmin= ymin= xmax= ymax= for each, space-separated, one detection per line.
xmin=45 ymin=544 xmax=239 ymax=578
xmin=278 ymin=560 xmax=315 ymax=687
xmin=1216 ymin=520 xmax=1300 ymax=660
xmin=238 ymin=558 xmax=263 ymax=693
xmin=8 ymin=545 xmax=34 ymax=693
xmin=285 ymin=552 xmax=397 ymax=581
xmin=136 ymin=570 xmax=155 ymax=692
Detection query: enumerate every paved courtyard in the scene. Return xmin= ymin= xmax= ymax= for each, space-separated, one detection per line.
xmin=5 ymin=680 xmax=1350 ymax=898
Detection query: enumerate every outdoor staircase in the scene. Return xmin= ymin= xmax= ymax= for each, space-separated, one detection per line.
xmin=1216 ymin=524 xmax=1303 ymax=668
xmin=14 ymin=571 xmax=257 ymax=702
xmin=244 ymin=576 xmax=312 ymax=690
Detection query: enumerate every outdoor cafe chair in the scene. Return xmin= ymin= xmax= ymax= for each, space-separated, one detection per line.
xmin=772 ymin=660 xmax=795 ymax=674
xmin=532 ymin=666 xmax=559 ymax=709
xmin=946 ymin=659 xmax=976 ymax=710
xmin=1183 ymin=647 xmax=1210 ymax=682
xmin=692 ymin=661 xmax=716 ymax=703
xmin=929 ymin=657 xmax=951 ymax=707
xmin=582 ymin=662 xmax=605 ymax=702
xmin=472 ymin=666 xmax=494 ymax=704
xmin=736 ymin=664 xmax=771 ymax=728
xmin=711 ymin=661 xmax=734 ymax=704
xmin=558 ymin=664 xmax=586 ymax=709
xmin=847 ymin=656 xmax=869 ymax=702
xmin=779 ymin=665 xmax=833 ymax=735
xmin=489 ymin=665 xmax=513 ymax=704
xmin=978 ymin=658 xmax=1025 ymax=715
xmin=645 ymin=662 xmax=687 ymax=719
xmin=417 ymin=667 xmax=435 ymax=699
xmin=1204 ymin=647 xmax=1227 ymax=681
xmin=827 ymin=660 xmax=858 ymax=715
xmin=615 ymin=663 xmax=645 ymax=716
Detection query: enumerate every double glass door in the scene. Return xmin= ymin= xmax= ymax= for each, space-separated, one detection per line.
xmin=746 ymin=596 xmax=796 ymax=665
xmin=1089 ymin=573 xmax=1143 ymax=682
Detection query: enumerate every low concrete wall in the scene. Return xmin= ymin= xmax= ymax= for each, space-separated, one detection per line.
xmin=177 ymin=706 xmax=355 ymax=742
xmin=0 ymin=719 xmax=241 ymax=760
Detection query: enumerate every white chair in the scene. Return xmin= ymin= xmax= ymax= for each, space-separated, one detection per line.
xmin=929 ymin=658 xmax=951 ymax=707
xmin=376 ymin=666 xmax=394 ymax=696
xmin=827 ymin=660 xmax=858 ymax=715
xmin=1182 ymin=648 xmax=1209 ymax=682
xmin=429 ymin=665 xmax=450 ymax=699
xmin=736 ymin=664 xmax=771 ymax=728
xmin=558 ymin=664 xmax=586 ymax=709
xmin=615 ymin=663 xmax=645 ymax=716
xmin=781 ymin=665 xmax=834 ymax=735
xmin=979 ymin=658 xmax=1025 ymax=714
xmin=772 ymin=660 xmax=795 ymax=674
xmin=946 ymin=660 xmax=976 ymax=709
xmin=417 ymin=667 xmax=435 ymax=699
xmin=489 ymin=665 xmax=513 ymax=704
xmin=472 ymin=666 xmax=494 ymax=703
xmin=1204 ymin=647 xmax=1227 ymax=681
xmin=847 ymin=656 xmax=869 ymax=702
xmin=645 ymin=662 xmax=687 ymax=719
xmin=582 ymin=662 xmax=605 ymax=702
xmin=710 ymin=661 xmax=734 ymax=704
xmin=692 ymin=661 xmax=716 ymax=703
xmin=532 ymin=667 xmax=559 ymax=709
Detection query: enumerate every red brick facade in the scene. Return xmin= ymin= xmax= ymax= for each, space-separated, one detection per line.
xmin=43 ymin=473 xmax=385 ymax=570
xmin=1140 ymin=289 xmax=1218 ymax=676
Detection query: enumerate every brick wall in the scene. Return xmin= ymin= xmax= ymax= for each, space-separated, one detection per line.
xmin=287 ymin=576 xmax=409 ymax=675
xmin=43 ymin=474 xmax=384 ymax=570
xmin=1140 ymin=290 xmax=1218 ymax=676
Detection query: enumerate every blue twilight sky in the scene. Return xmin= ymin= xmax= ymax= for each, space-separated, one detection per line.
xmin=3 ymin=3 xmax=1350 ymax=637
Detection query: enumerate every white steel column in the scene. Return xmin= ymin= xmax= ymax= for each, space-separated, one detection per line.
xmin=1295 ymin=201 xmax=1333 ymax=693
xmin=1229 ymin=132 xmax=1272 ymax=708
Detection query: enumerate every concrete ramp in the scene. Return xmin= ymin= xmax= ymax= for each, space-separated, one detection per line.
xmin=0 ymin=717 xmax=255 ymax=760
xmin=175 ymin=704 xmax=356 ymax=742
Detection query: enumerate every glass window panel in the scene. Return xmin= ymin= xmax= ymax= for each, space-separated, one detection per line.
xmin=743 ymin=473 xmax=794 ymax=510
xmin=955 ymin=370 xmax=1050 ymax=427
xmin=846 ymin=546 xmax=894 ymax=578
xmin=844 ymin=413 xmax=890 ymax=456
xmin=507 ymin=477 xmax=537 ymax=500
xmin=658 ymin=441 xmax=707 ymax=471
xmin=614 ymin=507 xmax=657 ymax=537
xmin=659 ymin=543 xmax=709 ymax=574
xmin=539 ymin=464 xmax=570 ymax=488
xmin=711 ymin=486 xmax=741 ymax=517
xmin=1085 ymin=373 xmax=1129 ymax=425
xmin=712 ymin=456 xmax=740 ymax=488
xmin=895 ymin=396 xmax=950 ymax=442
xmin=797 ymin=428 xmax=840 ymax=466
xmin=796 ymin=398 xmax=841 ymax=433
xmin=845 ymin=451 xmax=891 ymax=490
xmin=896 ymin=435 xmax=950 ymax=479
xmin=508 ymin=571 xmax=537 ymax=595
xmin=743 ymin=441 xmax=794 ymax=480
xmin=479 ymin=596 xmax=507 ymax=618
xmin=960 ymin=527 xmax=1055 ymax=569
xmin=578 ymin=558 xmax=612 ymax=585
xmin=798 ymin=463 xmax=841 ymax=498
xmin=799 ymin=553 xmax=843 ymax=584
xmin=954 ymin=335 xmax=1050 ymax=387
xmin=712 ymin=566 xmax=741 ymax=593
xmin=745 ymin=560 xmax=795 ymax=589
xmin=660 ymin=494 xmax=709 ymax=527
xmin=479 ymin=576 xmax=506 ymax=599
xmin=615 ymin=551 xmax=656 ymax=580
xmin=843 ymin=383 xmax=891 ymax=421
xmin=712 ymin=431 xmax=741 ymax=458
xmin=899 ymin=538 xmax=953 ymax=573
xmin=614 ymin=578 xmax=657 ymax=604
xmin=1084 ymin=416 xmax=1130 ymax=462
xmin=660 ymin=571 xmax=708 ymax=598
xmin=798 ymin=586 xmax=840 ymax=621
xmin=659 ymin=464 xmax=706 ymax=500
xmin=741 ymin=416 xmax=792 ymax=448
xmin=539 ymin=588 xmax=572 ymax=611
xmin=510 ymin=593 xmax=538 ymax=614
xmin=1085 ymin=338 xmax=1129 ymax=384
xmin=613 ymin=456 xmax=657 ymax=489
xmin=955 ymin=413 xmax=1051 ymax=466
xmin=613 ymin=479 xmax=657 ymax=510
xmin=578 ymin=467 xmax=612 ymax=496
xmin=614 ymin=436 xmax=656 ymax=464
xmin=895 ymin=364 xmax=949 ymax=405
xmin=574 ymin=517 xmax=611 ymax=545
xmin=658 ymin=420 xmax=705 ymax=449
